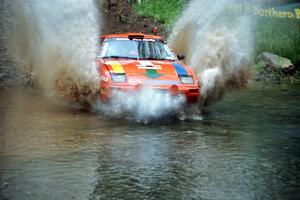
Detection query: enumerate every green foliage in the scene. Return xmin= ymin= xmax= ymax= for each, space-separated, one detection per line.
xmin=254 ymin=17 xmax=300 ymax=64
xmin=254 ymin=62 xmax=266 ymax=71
xmin=130 ymin=1 xmax=300 ymax=66
xmin=131 ymin=0 xmax=188 ymax=26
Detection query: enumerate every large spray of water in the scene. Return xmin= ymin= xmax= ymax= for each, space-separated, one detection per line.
xmin=6 ymin=0 xmax=100 ymax=102
xmin=168 ymin=0 xmax=254 ymax=105
xmin=96 ymin=0 xmax=255 ymax=120
xmin=4 ymin=0 xmax=186 ymax=122
xmin=4 ymin=0 xmax=255 ymax=121
xmin=94 ymin=89 xmax=185 ymax=123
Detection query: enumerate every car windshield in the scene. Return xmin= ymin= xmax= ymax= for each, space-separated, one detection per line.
xmin=100 ymin=38 xmax=177 ymax=60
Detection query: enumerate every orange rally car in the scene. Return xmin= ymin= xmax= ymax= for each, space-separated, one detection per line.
xmin=97 ymin=33 xmax=200 ymax=103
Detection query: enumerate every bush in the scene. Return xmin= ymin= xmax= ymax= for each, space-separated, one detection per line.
xmin=131 ymin=0 xmax=187 ymax=26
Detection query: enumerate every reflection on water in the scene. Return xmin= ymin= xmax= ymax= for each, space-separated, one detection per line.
xmin=0 ymin=83 xmax=300 ymax=200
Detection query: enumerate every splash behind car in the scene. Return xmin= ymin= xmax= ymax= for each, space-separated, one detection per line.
xmin=97 ymin=33 xmax=200 ymax=103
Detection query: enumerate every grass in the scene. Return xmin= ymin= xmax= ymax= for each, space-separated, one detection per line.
xmin=130 ymin=0 xmax=187 ymax=26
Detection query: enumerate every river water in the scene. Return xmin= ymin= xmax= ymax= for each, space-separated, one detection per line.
xmin=0 ymin=82 xmax=299 ymax=200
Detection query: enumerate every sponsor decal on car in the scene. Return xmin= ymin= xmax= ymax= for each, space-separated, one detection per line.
xmin=100 ymin=76 xmax=109 ymax=82
xmin=106 ymin=61 xmax=125 ymax=73
xmin=100 ymin=88 xmax=106 ymax=94
xmin=137 ymin=61 xmax=161 ymax=69
xmin=143 ymin=79 xmax=180 ymax=85
xmin=172 ymin=63 xmax=188 ymax=76
xmin=144 ymin=69 xmax=163 ymax=79
xmin=128 ymin=78 xmax=143 ymax=85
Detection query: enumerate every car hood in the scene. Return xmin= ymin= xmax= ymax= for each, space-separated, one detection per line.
xmin=103 ymin=60 xmax=190 ymax=79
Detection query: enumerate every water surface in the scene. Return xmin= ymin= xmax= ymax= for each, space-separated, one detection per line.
xmin=0 ymin=82 xmax=299 ymax=200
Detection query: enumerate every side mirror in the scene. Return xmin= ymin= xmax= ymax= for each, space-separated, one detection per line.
xmin=177 ymin=54 xmax=185 ymax=60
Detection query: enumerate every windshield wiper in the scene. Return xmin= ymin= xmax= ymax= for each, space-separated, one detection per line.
xmin=102 ymin=56 xmax=137 ymax=60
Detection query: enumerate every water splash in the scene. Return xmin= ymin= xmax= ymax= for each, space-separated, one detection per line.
xmin=4 ymin=0 xmax=188 ymax=122
xmin=168 ymin=0 xmax=254 ymax=105
xmin=93 ymin=89 xmax=185 ymax=123
xmin=6 ymin=0 xmax=100 ymax=102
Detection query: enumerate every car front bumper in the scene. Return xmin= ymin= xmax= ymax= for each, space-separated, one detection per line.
xmin=100 ymin=84 xmax=200 ymax=104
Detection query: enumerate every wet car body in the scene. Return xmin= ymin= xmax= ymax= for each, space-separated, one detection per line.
xmin=97 ymin=33 xmax=200 ymax=103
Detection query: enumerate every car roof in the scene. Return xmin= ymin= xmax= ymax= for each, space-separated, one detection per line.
xmin=101 ymin=33 xmax=165 ymax=42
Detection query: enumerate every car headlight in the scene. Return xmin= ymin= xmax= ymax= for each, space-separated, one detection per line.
xmin=111 ymin=74 xmax=126 ymax=82
xmin=179 ymin=75 xmax=194 ymax=84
